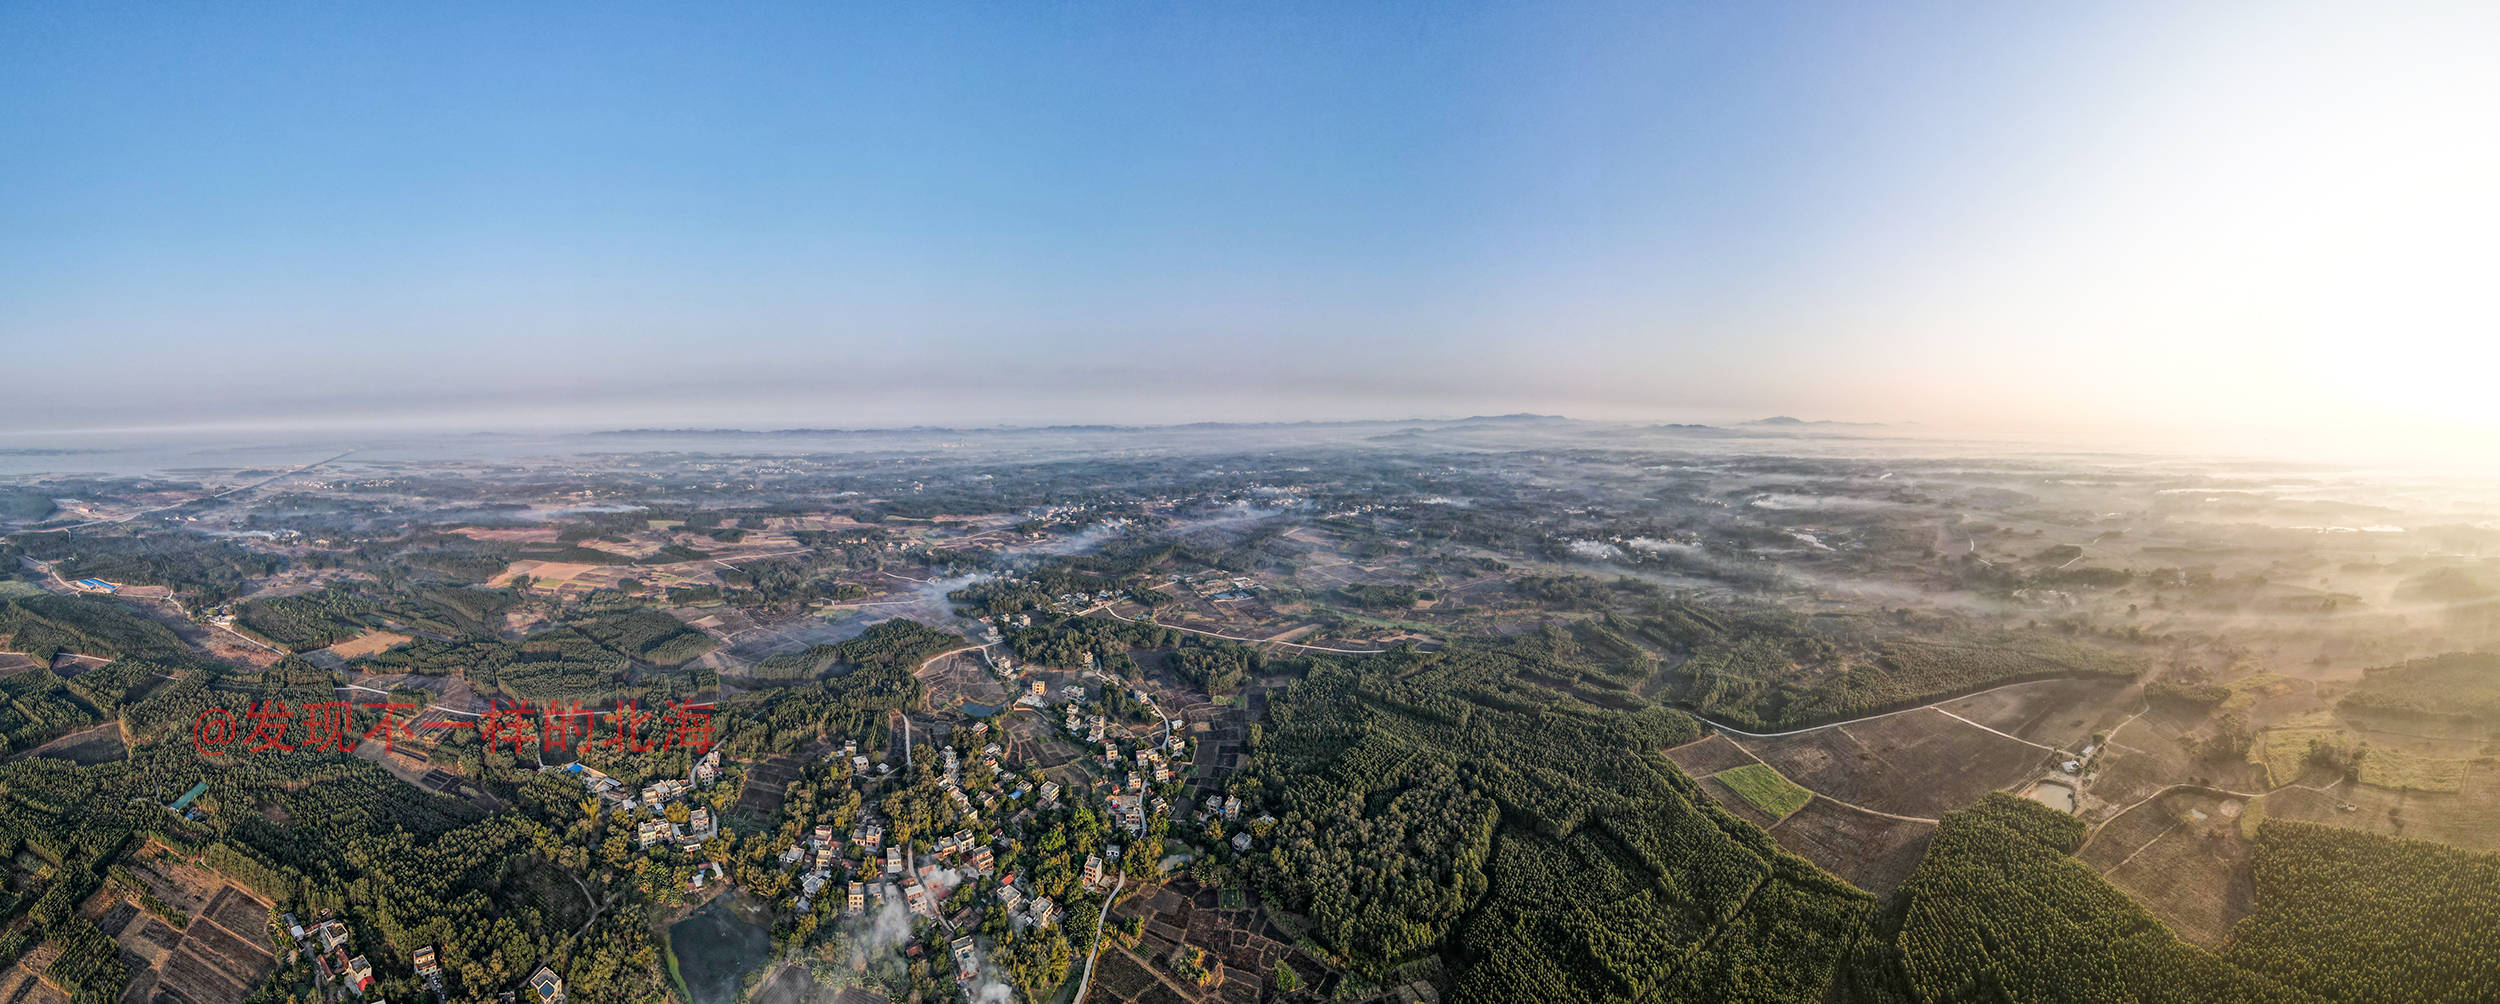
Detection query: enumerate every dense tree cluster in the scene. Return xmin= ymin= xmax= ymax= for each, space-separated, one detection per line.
xmin=745 ymin=617 xmax=963 ymax=682
xmin=354 ymin=610 xmax=715 ymax=706
xmin=1847 ymin=795 xmax=2500 ymax=1003
xmin=1851 ymin=794 xmax=2297 ymax=1003
xmin=1627 ymin=604 xmax=2143 ymax=730
xmin=0 ymin=655 xmax=680 ymax=1004
xmin=2228 ymin=821 xmax=2500 ymax=1003
xmin=2336 ymin=651 xmax=2500 ymax=721
xmin=568 ymin=610 xmax=715 ymax=668
xmin=725 ymin=619 xmax=964 ymax=751
xmin=229 ymin=581 xmax=520 ymax=653
xmin=1240 ymin=623 xmax=1870 ymax=1002
xmin=0 ymin=667 xmax=101 ymax=752
xmin=43 ymin=915 xmax=127 ymax=1003
xmin=235 ymin=585 xmax=382 ymax=649
xmin=0 ymin=488 xmax=56 ymax=523
xmin=995 ymin=613 xmax=1262 ymax=692
xmin=0 ymin=595 xmax=190 ymax=663
xmin=1335 ymin=583 xmax=1421 ymax=609
xmin=4 ymin=532 xmax=279 ymax=605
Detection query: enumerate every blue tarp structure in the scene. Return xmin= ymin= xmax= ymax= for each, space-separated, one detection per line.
xmin=168 ymin=780 xmax=208 ymax=812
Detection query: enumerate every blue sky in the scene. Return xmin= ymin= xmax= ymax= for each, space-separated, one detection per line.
xmin=4 ymin=2 xmax=2495 ymax=449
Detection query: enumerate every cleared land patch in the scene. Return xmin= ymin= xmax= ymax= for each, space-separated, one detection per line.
xmin=1766 ymin=798 xmax=1934 ymax=894
xmin=1934 ymin=677 xmax=2130 ymax=747
xmin=1742 ymin=708 xmax=2048 ymax=818
xmin=2082 ymin=793 xmax=2255 ymax=947
xmin=320 ymin=629 xmax=410 ymax=660
xmin=1663 ymin=733 xmax=1756 ymax=776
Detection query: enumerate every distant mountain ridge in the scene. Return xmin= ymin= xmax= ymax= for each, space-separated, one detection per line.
xmin=589 ymin=414 xmax=1574 ymax=437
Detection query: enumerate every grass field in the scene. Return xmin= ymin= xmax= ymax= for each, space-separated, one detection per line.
xmin=2253 ymin=713 xmax=2345 ymax=786
xmin=2254 ymin=712 xmax=2473 ymax=792
xmin=2356 ymin=746 xmax=2472 ymax=792
xmin=1716 ymin=763 xmax=1812 ymax=818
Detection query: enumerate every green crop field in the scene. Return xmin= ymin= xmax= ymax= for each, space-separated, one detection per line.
xmin=1716 ymin=763 xmax=1812 ymax=818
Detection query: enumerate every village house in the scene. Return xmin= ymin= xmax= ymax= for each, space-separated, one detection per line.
xmin=528 ymin=965 xmax=564 ymax=1004
xmin=951 ymin=936 xmax=980 ymax=982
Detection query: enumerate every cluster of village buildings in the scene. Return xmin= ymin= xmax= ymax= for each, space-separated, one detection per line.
xmin=280 ymin=913 xmax=559 ymax=1004
xmin=539 ymin=747 xmax=734 ymax=894
xmin=539 ymin=747 xmax=725 ymax=855
xmin=504 ymin=591 xmax=1291 ymax=1001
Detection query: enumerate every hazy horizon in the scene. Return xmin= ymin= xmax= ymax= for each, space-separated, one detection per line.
xmin=8 ymin=1 xmax=2497 ymax=459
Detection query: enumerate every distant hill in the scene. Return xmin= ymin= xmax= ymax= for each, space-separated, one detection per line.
xmin=1745 ymin=416 xmax=1884 ymax=428
xmin=2396 ymin=566 xmax=2497 ymax=604
xmin=0 ymin=488 xmax=56 ymax=523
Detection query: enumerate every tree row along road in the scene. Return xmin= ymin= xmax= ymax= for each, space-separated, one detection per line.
xmin=334 ymin=682 xmax=481 ymax=716
xmin=1070 ymin=871 xmax=1127 ymax=1004
xmin=1678 ymin=677 xmax=2078 ymax=740
xmin=916 ymin=643 xmax=994 ymax=671
xmin=1087 ymin=604 xmax=1407 ymax=655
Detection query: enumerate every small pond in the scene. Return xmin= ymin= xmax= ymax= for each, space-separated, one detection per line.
xmin=669 ymin=898 xmax=770 ymax=1004
xmin=2022 ymin=781 xmax=2077 ymax=813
